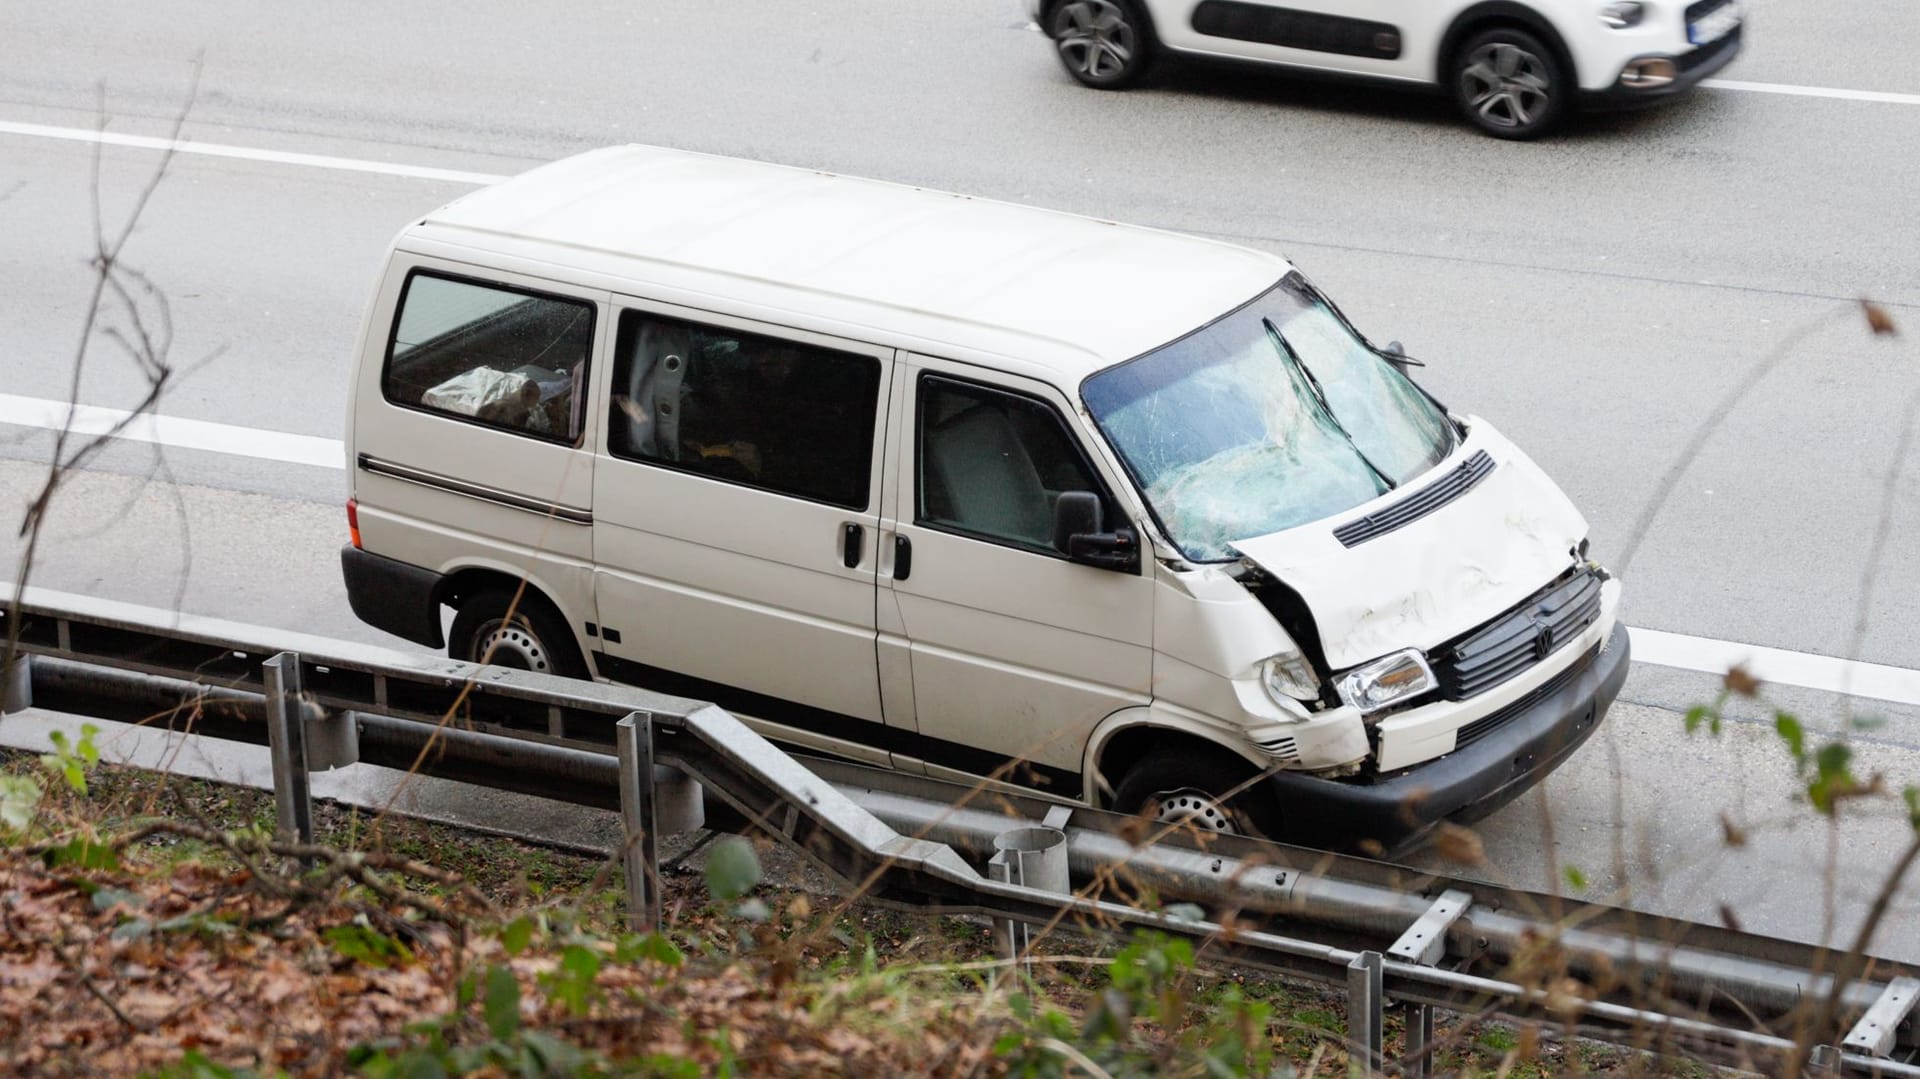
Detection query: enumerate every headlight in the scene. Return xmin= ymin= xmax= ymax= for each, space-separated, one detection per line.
xmin=1599 ymin=1 xmax=1644 ymax=27
xmin=1337 ymin=649 xmax=1438 ymax=713
xmin=1261 ymin=650 xmax=1321 ymax=705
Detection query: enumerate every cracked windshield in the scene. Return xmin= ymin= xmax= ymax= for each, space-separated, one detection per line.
xmin=1083 ymin=274 xmax=1455 ymax=561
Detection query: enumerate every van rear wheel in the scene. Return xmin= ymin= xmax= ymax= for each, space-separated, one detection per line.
xmin=449 ymin=587 xmax=585 ymax=678
xmin=1111 ymin=748 xmax=1277 ymax=839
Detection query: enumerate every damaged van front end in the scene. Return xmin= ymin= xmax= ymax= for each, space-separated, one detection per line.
xmin=1085 ymin=271 xmax=1628 ymax=850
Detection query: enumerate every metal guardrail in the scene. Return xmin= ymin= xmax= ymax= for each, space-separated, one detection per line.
xmin=3 ymin=584 xmax=1916 ymax=1076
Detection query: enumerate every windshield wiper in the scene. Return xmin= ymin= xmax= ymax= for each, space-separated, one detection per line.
xmin=1262 ymin=317 xmax=1396 ymax=491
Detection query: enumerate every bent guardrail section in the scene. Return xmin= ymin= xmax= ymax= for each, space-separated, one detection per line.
xmin=2 ymin=584 xmax=1915 ymax=1075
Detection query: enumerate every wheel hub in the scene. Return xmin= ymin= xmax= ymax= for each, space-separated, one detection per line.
xmin=1460 ymin=42 xmax=1551 ymax=129
xmin=1055 ymin=0 xmax=1136 ymax=80
xmin=1153 ymin=790 xmax=1236 ymax=834
xmin=477 ymin=621 xmax=551 ymax=673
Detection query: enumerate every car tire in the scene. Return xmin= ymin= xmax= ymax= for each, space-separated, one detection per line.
xmin=449 ymin=586 xmax=586 ymax=679
xmin=1111 ymin=746 xmax=1278 ymax=838
xmin=1450 ymin=27 xmax=1568 ymax=140
xmin=1048 ymin=0 xmax=1154 ymax=90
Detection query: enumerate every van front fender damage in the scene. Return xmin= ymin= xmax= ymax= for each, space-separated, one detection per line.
xmin=1082 ymin=701 xmax=1368 ymax=806
xmin=1229 ymin=422 xmax=1588 ymax=670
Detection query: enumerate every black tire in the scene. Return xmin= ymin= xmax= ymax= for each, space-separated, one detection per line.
xmin=1450 ymin=26 xmax=1568 ymax=139
xmin=1111 ymin=745 xmax=1278 ymax=838
xmin=448 ymin=586 xmax=586 ymax=679
xmin=1047 ymin=0 xmax=1154 ymax=90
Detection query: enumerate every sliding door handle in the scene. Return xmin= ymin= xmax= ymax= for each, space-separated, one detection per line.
xmin=842 ymin=522 xmax=864 ymax=568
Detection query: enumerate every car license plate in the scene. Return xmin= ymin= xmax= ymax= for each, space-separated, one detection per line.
xmin=1689 ymin=1 xmax=1740 ymax=45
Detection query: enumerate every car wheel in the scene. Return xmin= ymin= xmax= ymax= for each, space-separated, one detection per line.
xmin=1111 ymin=748 xmax=1275 ymax=838
xmin=1048 ymin=0 xmax=1153 ymax=90
xmin=449 ymin=587 xmax=585 ymax=678
xmin=1451 ymin=27 xmax=1567 ymax=139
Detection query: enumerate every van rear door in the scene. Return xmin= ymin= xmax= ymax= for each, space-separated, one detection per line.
xmin=589 ymin=301 xmax=898 ymax=766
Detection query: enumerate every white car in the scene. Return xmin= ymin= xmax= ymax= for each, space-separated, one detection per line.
xmin=1033 ymin=0 xmax=1743 ymax=137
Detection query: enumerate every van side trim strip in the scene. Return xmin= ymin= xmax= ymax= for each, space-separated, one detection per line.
xmin=356 ymin=454 xmax=593 ymax=525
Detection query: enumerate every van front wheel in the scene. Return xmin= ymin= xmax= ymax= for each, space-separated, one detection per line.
xmin=1111 ymin=748 xmax=1276 ymax=838
xmin=449 ymin=587 xmax=585 ymax=678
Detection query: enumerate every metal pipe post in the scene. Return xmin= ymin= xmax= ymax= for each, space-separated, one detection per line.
xmin=617 ymin=712 xmax=661 ymax=931
xmin=262 ymin=652 xmax=312 ymax=845
xmin=1402 ymin=1001 xmax=1435 ymax=1079
xmin=2 ymin=655 xmax=29 ymax=714
xmin=1348 ymin=950 xmax=1384 ymax=1077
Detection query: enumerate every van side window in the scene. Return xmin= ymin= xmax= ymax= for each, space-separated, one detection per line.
xmin=917 ymin=376 xmax=1114 ymax=553
xmin=607 ymin=310 xmax=881 ymax=510
xmin=382 ymin=273 xmax=595 ymax=444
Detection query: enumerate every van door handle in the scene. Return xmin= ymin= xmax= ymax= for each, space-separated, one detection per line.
xmin=893 ymin=535 xmax=912 ymax=580
xmin=842 ymin=523 xmax=863 ymax=568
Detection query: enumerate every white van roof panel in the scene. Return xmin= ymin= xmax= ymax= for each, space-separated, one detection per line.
xmin=412 ymin=145 xmax=1287 ymax=378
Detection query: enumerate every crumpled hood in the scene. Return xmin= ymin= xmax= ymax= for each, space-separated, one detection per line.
xmin=1229 ymin=420 xmax=1588 ymax=670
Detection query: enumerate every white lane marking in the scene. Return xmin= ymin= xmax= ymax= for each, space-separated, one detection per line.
xmin=1 ymin=71 xmax=1916 ymax=189
xmin=5 ymin=392 xmax=1920 ymax=707
xmin=0 ymin=120 xmax=511 ymax=185
xmin=1702 ymin=79 xmax=1920 ymax=107
xmin=0 ymin=393 xmax=343 ymax=471
xmin=1629 ymin=628 xmax=1920 ymax=708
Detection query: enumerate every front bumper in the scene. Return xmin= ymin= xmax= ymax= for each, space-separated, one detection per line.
xmin=1260 ymin=622 xmax=1630 ymax=855
xmin=1580 ymin=26 xmax=1742 ymax=110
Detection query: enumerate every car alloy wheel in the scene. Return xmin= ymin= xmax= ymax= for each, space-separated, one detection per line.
xmin=1453 ymin=28 xmax=1566 ymax=139
xmin=1051 ymin=0 xmax=1148 ymax=88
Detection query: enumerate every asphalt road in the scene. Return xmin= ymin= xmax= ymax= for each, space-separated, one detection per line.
xmin=4 ymin=1 xmax=1919 ymax=955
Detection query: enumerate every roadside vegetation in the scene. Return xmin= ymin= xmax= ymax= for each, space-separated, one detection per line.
xmin=0 ymin=747 xmax=1703 ymax=1079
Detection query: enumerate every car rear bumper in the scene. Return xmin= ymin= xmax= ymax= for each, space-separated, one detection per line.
xmin=1260 ymin=623 xmax=1630 ymax=855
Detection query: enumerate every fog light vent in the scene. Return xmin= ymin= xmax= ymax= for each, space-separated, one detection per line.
xmin=1620 ymin=58 xmax=1677 ymax=87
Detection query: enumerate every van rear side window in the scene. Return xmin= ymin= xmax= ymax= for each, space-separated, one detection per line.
xmin=382 ymin=273 xmax=595 ymax=444
xmin=606 ymin=310 xmax=880 ymax=509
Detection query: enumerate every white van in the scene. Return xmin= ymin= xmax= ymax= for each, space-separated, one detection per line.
xmin=342 ymin=145 xmax=1627 ymax=851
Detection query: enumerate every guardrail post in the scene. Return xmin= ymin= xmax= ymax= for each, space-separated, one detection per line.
xmin=262 ymin=652 xmax=313 ymax=846
xmin=987 ymin=825 xmax=1071 ymax=969
xmin=1388 ymin=889 xmax=1471 ymax=1079
xmin=617 ymin=712 xmax=661 ymax=932
xmin=2 ymin=655 xmax=28 ymax=714
xmin=1347 ymin=950 xmax=1384 ymax=1078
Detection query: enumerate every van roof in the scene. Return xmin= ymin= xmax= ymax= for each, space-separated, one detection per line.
xmin=411 ymin=145 xmax=1287 ymax=381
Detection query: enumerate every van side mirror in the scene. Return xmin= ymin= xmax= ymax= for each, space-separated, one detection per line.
xmin=1052 ymin=491 xmax=1139 ymax=573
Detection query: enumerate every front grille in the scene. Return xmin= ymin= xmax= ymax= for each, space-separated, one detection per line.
xmin=1451 ymin=644 xmax=1594 ymax=751
xmin=1333 ymin=451 xmax=1494 ymax=547
xmin=1431 ymin=568 xmax=1604 ymax=700
xmin=1678 ymin=24 xmax=1741 ymax=71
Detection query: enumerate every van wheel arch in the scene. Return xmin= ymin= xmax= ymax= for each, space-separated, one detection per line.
xmin=1094 ymin=726 xmax=1265 ymax=802
xmin=1438 ymin=3 xmax=1578 ymax=89
xmin=1098 ymin=728 xmax=1280 ymax=837
xmin=437 ymin=571 xmax=589 ymax=679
